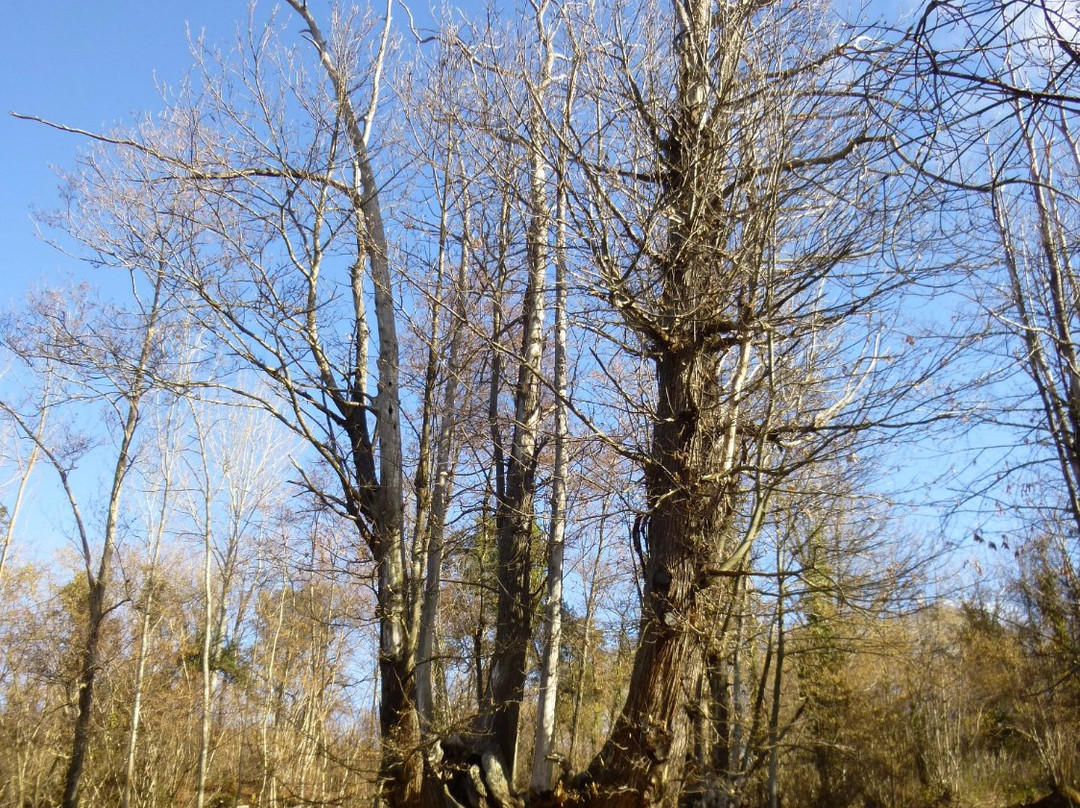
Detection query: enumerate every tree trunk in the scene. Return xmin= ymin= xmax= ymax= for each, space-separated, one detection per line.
xmin=61 ymin=274 xmax=165 ymax=808
xmin=587 ymin=351 xmax=719 ymax=808
xmin=568 ymin=501 xmax=609 ymax=773
xmin=123 ymin=449 xmax=171 ymax=808
xmin=767 ymin=570 xmax=785 ymax=808
xmin=62 ymin=579 xmax=107 ymax=808
xmin=531 ymin=173 xmax=569 ymax=794
xmin=196 ymin=478 xmax=214 ymax=808
xmin=486 ymin=37 xmax=554 ymax=778
xmin=282 ymin=6 xmax=421 ymax=804
xmin=583 ymin=4 xmax=755 ymax=802
xmin=417 ymin=185 xmax=470 ymax=730
xmin=0 ymin=401 xmax=46 ymax=584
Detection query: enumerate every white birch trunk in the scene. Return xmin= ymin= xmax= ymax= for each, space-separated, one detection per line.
xmin=530 ymin=154 xmax=570 ymax=794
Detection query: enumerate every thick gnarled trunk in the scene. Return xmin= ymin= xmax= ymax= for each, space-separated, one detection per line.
xmin=584 ymin=1 xmax=753 ymax=803
xmin=588 ymin=350 xmax=730 ymax=808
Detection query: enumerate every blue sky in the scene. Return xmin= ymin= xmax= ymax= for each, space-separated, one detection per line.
xmin=0 ymin=2 xmax=283 ymax=566
xmin=0 ymin=0 xmax=905 ymax=305
xmin=0 ymin=0 xmax=1015 ymax=584
xmin=0 ymin=2 xmax=273 ymax=306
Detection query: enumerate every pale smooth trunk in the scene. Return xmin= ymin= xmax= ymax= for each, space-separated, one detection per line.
xmin=416 ymin=169 xmax=468 ymax=729
xmin=486 ymin=11 xmax=556 ymax=772
xmin=196 ymin=512 xmax=214 ymax=808
xmin=0 ymin=409 xmax=45 ymax=583
xmin=530 ymin=172 xmax=570 ymax=794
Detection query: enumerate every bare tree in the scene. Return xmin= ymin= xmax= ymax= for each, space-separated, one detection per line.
xmin=911 ymin=0 xmax=1079 ymax=700
xmin=530 ymin=88 xmax=574 ymax=795
xmin=483 ymin=7 xmax=555 ymax=780
xmin=9 ymin=3 xmax=955 ymax=807
xmin=552 ymin=0 xmax=938 ymax=803
xmin=21 ymin=6 xmax=426 ymax=803
xmin=0 ymin=279 xmax=175 ymax=808
xmin=0 ymin=378 xmax=49 ymax=585
xmin=121 ymin=401 xmax=182 ymax=808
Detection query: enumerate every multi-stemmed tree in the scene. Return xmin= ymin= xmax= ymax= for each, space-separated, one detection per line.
xmin=6 ymin=0 xmax=968 ymax=806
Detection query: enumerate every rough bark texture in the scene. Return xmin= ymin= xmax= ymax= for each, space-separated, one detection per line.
xmin=61 ymin=581 xmax=107 ymax=808
xmin=586 ymin=352 xmax=728 ymax=808
xmin=582 ymin=1 xmax=750 ymax=804
xmin=485 ymin=73 xmax=551 ymax=778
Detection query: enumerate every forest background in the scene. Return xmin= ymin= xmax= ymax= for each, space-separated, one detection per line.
xmin=0 ymin=1 xmax=1077 ymax=808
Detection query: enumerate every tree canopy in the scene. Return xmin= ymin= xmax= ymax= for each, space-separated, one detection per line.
xmin=0 ymin=1 xmax=1077 ymax=808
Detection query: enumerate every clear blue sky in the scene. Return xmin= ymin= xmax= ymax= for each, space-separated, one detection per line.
xmin=0 ymin=2 xmax=291 ymax=306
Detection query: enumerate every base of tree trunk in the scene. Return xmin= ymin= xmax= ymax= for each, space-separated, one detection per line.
xmin=422 ymin=735 xmax=524 ymax=808
xmin=420 ymin=736 xmax=682 ymax=808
